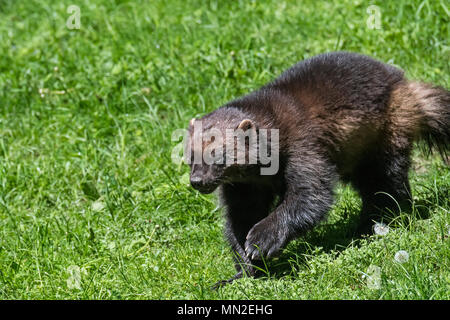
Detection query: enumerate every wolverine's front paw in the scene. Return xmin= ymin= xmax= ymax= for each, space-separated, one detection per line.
xmin=244 ymin=217 xmax=287 ymax=260
xmin=211 ymin=271 xmax=243 ymax=290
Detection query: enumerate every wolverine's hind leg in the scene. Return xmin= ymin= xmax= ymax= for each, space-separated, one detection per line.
xmin=352 ymin=145 xmax=413 ymax=235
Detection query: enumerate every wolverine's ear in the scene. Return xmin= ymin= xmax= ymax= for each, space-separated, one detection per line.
xmin=237 ymin=119 xmax=255 ymax=131
xmin=189 ymin=118 xmax=196 ymax=127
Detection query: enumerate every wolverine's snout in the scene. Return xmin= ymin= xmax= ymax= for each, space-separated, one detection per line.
xmin=190 ymin=175 xmax=219 ymax=194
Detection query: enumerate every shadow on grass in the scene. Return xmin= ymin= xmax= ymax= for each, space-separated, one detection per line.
xmin=259 ymin=216 xmax=362 ymax=279
xmin=258 ymin=194 xmax=447 ymax=280
xmin=243 ymin=168 xmax=450 ymax=281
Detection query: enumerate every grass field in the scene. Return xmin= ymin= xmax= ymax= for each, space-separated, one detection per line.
xmin=0 ymin=0 xmax=449 ymax=299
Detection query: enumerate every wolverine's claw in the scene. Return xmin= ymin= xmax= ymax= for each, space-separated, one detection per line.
xmin=245 ymin=217 xmax=287 ymax=260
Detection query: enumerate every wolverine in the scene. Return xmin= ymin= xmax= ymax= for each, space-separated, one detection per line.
xmin=185 ymin=52 xmax=449 ymax=286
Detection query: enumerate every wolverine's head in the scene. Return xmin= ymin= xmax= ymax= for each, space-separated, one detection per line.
xmin=185 ymin=108 xmax=259 ymax=194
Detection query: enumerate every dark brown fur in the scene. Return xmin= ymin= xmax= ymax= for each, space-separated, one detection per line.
xmin=186 ymin=52 xmax=450 ymax=287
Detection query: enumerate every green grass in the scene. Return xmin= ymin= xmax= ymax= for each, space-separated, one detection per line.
xmin=0 ymin=0 xmax=449 ymax=299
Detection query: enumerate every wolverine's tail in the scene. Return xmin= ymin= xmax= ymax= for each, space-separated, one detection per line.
xmin=391 ymin=81 xmax=450 ymax=160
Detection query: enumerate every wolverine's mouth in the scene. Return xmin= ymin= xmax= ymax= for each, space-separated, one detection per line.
xmin=190 ymin=177 xmax=221 ymax=194
xmin=192 ymin=183 xmax=219 ymax=194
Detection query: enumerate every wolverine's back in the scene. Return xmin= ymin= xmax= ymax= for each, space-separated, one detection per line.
xmin=260 ymin=52 xmax=407 ymax=171
xmin=270 ymin=51 xmax=405 ymax=114
xmin=227 ymin=52 xmax=409 ymax=168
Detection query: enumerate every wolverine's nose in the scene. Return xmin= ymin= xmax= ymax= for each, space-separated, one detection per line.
xmin=190 ymin=176 xmax=203 ymax=189
xmin=190 ymin=176 xmax=217 ymax=194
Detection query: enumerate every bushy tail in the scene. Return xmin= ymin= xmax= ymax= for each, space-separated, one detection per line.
xmin=392 ymin=81 xmax=450 ymax=161
xmin=415 ymin=82 xmax=450 ymax=159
